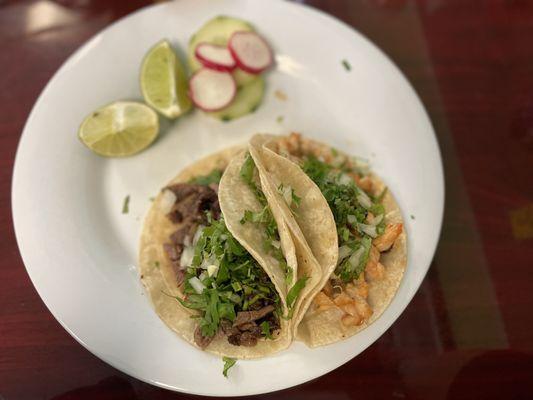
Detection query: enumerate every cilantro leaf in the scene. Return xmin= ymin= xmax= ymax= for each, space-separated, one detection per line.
xmin=342 ymin=59 xmax=351 ymax=71
xmin=181 ymin=215 xmax=282 ymax=340
xmin=291 ymin=190 xmax=301 ymax=207
xmin=240 ymin=154 xmax=255 ymax=186
xmin=335 ymin=237 xmax=372 ymax=281
xmin=222 ymin=357 xmax=236 ymax=378
xmin=302 ymin=155 xmax=382 ymax=282
xmin=287 ymin=277 xmax=309 ymax=309
xmin=122 ymin=195 xmax=130 ymax=214
xmin=239 ymin=153 xmax=289 ymax=278
xmin=260 ymin=321 xmax=273 ymax=339
xmin=189 ymin=170 xmax=223 ymax=185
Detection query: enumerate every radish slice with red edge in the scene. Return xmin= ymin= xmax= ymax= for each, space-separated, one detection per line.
xmin=188 ymin=68 xmax=236 ymax=112
xmin=195 ymin=43 xmax=236 ymax=72
xmin=228 ymin=31 xmax=273 ymax=74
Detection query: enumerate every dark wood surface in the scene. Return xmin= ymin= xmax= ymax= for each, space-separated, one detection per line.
xmin=1 ymin=0 xmax=532 ymax=399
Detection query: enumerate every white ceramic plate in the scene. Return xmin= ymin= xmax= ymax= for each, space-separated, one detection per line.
xmin=12 ymin=0 xmax=443 ymax=396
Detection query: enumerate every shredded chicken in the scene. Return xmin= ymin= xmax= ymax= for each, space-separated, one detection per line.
xmin=373 ymin=223 xmax=403 ymax=252
xmin=277 ymin=132 xmax=403 ymax=330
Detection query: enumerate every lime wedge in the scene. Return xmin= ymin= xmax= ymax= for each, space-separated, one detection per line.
xmin=78 ymin=101 xmax=159 ymax=157
xmin=140 ymin=40 xmax=191 ymax=119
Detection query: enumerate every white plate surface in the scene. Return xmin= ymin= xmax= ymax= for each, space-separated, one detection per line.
xmin=12 ymin=0 xmax=443 ymax=396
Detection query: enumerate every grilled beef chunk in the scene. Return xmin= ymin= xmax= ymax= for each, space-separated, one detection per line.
xmin=208 ymin=183 xmax=219 ymax=193
xmin=163 ymin=243 xmax=185 ymax=285
xmin=163 ymin=183 xmax=221 ymax=286
xmin=237 ymin=331 xmax=258 ymax=347
xmin=162 ymin=181 xmax=279 ymax=349
xmin=165 ymin=183 xmax=220 ymax=223
xmin=194 ymin=326 xmax=215 ymax=349
xmin=233 ymin=305 xmax=275 ymax=327
xmin=170 ymin=222 xmax=197 ymax=245
xmin=226 ymin=305 xmax=278 ymax=347
xmin=228 ymin=330 xmax=260 ymax=347
xmin=220 ymin=319 xmax=238 ymax=336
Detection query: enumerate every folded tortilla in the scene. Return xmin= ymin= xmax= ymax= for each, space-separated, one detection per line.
xmin=139 ymin=145 xmax=322 ymax=358
xmin=248 ymin=134 xmax=408 ymax=347
xmin=139 ymin=147 xmax=292 ymax=358
xmin=140 ymin=133 xmax=407 ymax=355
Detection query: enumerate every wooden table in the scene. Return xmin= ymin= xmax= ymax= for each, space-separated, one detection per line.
xmin=1 ymin=0 xmax=532 ymax=398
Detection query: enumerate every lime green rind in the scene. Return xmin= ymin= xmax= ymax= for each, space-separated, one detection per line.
xmin=141 ymin=40 xmax=192 ymax=119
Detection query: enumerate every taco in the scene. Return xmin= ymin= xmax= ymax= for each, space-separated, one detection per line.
xmin=249 ymin=133 xmax=407 ymax=347
xmin=139 ymin=146 xmax=321 ymax=358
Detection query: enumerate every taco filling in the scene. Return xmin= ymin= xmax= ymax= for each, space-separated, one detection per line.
xmin=275 ymin=133 xmax=404 ymax=328
xmin=161 ymin=169 xmax=282 ymax=349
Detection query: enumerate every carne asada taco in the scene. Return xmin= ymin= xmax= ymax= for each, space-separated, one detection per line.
xmin=139 ymin=146 xmax=319 ymax=358
xmin=249 ymin=133 xmax=407 ymax=347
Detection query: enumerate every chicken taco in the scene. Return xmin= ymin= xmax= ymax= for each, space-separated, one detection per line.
xmin=249 ymin=133 xmax=407 ymax=347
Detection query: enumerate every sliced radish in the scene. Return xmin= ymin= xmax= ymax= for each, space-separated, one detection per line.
xmin=228 ymin=31 xmax=273 ymax=74
xmin=195 ymin=43 xmax=236 ymax=72
xmin=188 ymin=68 xmax=237 ymax=111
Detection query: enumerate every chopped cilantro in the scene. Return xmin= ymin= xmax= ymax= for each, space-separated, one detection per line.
xmin=276 ymin=115 xmax=284 ymax=123
xmin=240 ymin=154 xmax=291 ymax=283
xmin=122 ymin=195 xmax=130 ymax=214
xmin=177 ymin=215 xmax=281 ymax=341
xmin=342 ymin=59 xmax=351 ymax=71
xmin=240 ymin=153 xmax=267 ymax=204
xmin=260 ymin=321 xmax=273 ymax=339
xmin=336 ymin=237 xmax=372 ymax=282
xmin=410 ymin=215 xmax=415 ymax=220
xmin=302 ymin=155 xmax=383 ymax=282
xmin=189 ymin=169 xmax=223 ymax=186
xmin=287 ymin=277 xmax=308 ymax=309
xmin=278 ymin=183 xmax=301 ymax=209
xmin=222 ymin=357 xmax=236 ymax=378
xmin=284 ymin=265 xmax=293 ymax=286
xmin=154 ymin=261 xmax=160 ymax=268
xmin=292 ymin=191 xmax=301 ymax=207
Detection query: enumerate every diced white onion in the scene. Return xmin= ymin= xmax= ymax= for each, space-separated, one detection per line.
xmin=348 ymin=246 xmax=365 ymax=269
xmin=338 ymin=245 xmax=352 ymax=261
xmin=271 ymin=240 xmax=281 ymax=249
xmin=200 ymin=256 xmax=216 ymax=270
xmin=179 ymin=246 xmax=194 ymax=269
xmin=358 ymin=223 xmax=377 ymax=238
xmin=193 ymin=225 xmax=205 ymax=245
xmin=339 ymin=173 xmax=353 ymax=186
xmin=189 ymin=277 xmax=205 ymax=294
xmin=357 ymin=191 xmax=372 ymax=209
xmin=207 ymin=264 xmax=219 ymax=277
xmin=220 ymin=234 xmax=228 ymax=241
xmin=198 ymin=271 xmax=207 ymax=282
xmin=183 ymin=235 xmax=191 ymax=247
xmin=347 ymin=215 xmax=357 ymax=225
xmin=159 ymin=189 xmax=177 ymax=214
xmin=370 ymin=214 xmax=383 ymax=226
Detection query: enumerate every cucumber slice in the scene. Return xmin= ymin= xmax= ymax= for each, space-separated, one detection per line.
xmin=188 ymin=15 xmax=258 ymax=87
xmin=208 ymin=77 xmax=265 ymax=121
xmin=233 ymin=68 xmax=258 ymax=87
